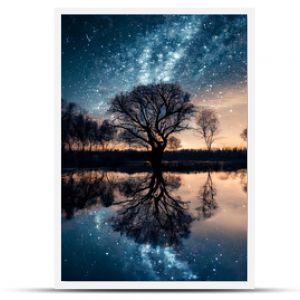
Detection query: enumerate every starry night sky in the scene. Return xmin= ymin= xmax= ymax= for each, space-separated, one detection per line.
xmin=62 ymin=14 xmax=247 ymax=148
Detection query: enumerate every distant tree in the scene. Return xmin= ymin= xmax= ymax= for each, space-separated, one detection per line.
xmin=195 ymin=172 xmax=218 ymax=220
xmin=84 ymin=118 xmax=98 ymax=151
xmin=61 ymin=100 xmax=81 ymax=151
xmin=241 ymin=128 xmax=247 ymax=142
xmin=196 ymin=108 xmax=219 ymax=151
xmin=167 ymin=136 xmax=182 ymax=151
xmin=97 ymin=119 xmax=117 ymax=150
xmin=109 ymin=83 xmax=195 ymax=168
xmin=61 ymin=99 xmax=118 ymax=152
xmin=74 ymin=113 xmax=87 ymax=151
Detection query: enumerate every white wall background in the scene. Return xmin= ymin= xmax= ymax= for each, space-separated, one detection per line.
xmin=0 ymin=0 xmax=299 ymax=299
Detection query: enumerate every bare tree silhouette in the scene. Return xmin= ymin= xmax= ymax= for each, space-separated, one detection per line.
xmin=62 ymin=100 xmax=82 ymax=151
xmin=109 ymin=83 xmax=195 ymax=168
xmin=84 ymin=117 xmax=98 ymax=151
xmin=195 ymin=172 xmax=218 ymax=220
xmin=110 ymin=170 xmax=193 ymax=247
xmin=196 ymin=108 xmax=219 ymax=151
xmin=97 ymin=119 xmax=117 ymax=150
xmin=167 ymin=136 xmax=182 ymax=151
xmin=240 ymin=128 xmax=247 ymax=142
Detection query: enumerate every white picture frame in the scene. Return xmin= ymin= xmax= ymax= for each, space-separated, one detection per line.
xmin=55 ymin=7 xmax=254 ymax=290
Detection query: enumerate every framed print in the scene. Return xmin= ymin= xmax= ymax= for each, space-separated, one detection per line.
xmin=55 ymin=8 xmax=254 ymax=289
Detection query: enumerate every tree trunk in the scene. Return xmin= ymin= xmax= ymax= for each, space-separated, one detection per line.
xmin=150 ymin=146 xmax=164 ymax=170
xmin=68 ymin=141 xmax=73 ymax=152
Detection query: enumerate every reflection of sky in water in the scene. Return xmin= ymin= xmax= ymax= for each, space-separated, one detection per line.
xmin=62 ymin=171 xmax=247 ymax=281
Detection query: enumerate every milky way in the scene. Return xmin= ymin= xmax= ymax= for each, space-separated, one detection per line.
xmin=62 ymin=15 xmax=247 ymax=116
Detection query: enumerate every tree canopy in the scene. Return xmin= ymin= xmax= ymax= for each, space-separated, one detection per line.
xmin=196 ymin=108 xmax=219 ymax=151
xmin=109 ymin=83 xmax=195 ymax=167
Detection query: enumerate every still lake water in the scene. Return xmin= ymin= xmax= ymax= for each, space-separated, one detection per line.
xmin=61 ymin=169 xmax=247 ymax=281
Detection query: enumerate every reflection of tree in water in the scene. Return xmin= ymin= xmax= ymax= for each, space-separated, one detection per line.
xmin=239 ymin=169 xmax=247 ymax=193
xmin=111 ymin=170 xmax=193 ymax=248
xmin=62 ymin=169 xmax=221 ymax=247
xmin=62 ymin=171 xmax=116 ymax=219
xmin=218 ymin=169 xmax=247 ymax=193
xmin=195 ymin=172 xmax=218 ymax=220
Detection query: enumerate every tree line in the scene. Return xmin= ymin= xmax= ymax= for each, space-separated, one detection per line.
xmin=62 ymin=99 xmax=116 ymax=152
xmin=62 ymin=83 xmax=247 ymax=168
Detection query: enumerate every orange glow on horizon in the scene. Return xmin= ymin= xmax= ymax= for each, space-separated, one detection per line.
xmin=177 ymin=85 xmax=247 ymax=149
xmin=70 ymin=84 xmax=247 ymax=150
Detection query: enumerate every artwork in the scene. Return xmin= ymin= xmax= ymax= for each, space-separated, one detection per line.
xmin=58 ymin=11 xmax=252 ymax=288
